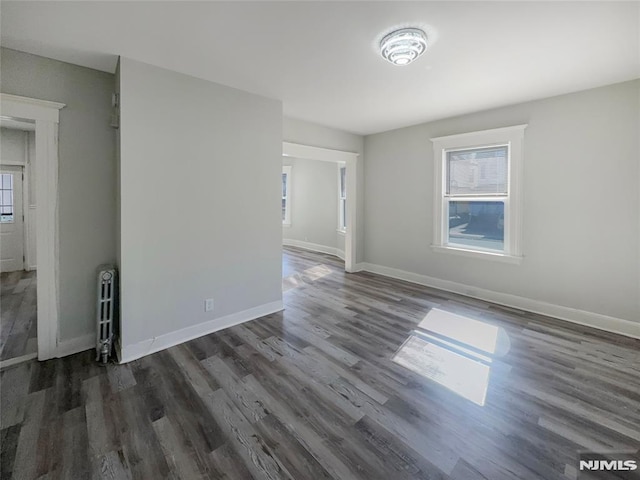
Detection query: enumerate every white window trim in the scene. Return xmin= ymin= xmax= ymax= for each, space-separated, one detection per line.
xmin=337 ymin=162 xmax=346 ymax=233
xmin=431 ymin=125 xmax=527 ymax=264
xmin=282 ymin=165 xmax=292 ymax=226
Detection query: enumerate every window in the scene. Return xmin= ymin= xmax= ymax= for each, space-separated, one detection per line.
xmin=431 ymin=125 xmax=526 ymax=263
xmin=338 ymin=164 xmax=346 ymax=232
xmin=0 ymin=174 xmax=14 ymax=223
xmin=282 ymin=166 xmax=292 ymax=226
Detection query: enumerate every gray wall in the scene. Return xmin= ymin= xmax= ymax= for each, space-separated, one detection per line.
xmin=283 ymin=117 xmax=364 ymax=262
xmin=1 ymin=48 xmax=116 ymax=341
xmin=119 ymin=57 xmax=283 ymax=348
xmin=1 ymin=128 xmax=27 ymax=162
xmin=283 ymin=157 xmax=340 ymax=250
xmin=364 ymin=80 xmax=640 ymax=323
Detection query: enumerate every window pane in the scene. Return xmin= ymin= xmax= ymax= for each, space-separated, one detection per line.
xmin=340 ymin=167 xmax=346 ymax=198
xmin=0 ymin=175 xmax=14 ymax=224
xmin=2 ymin=190 xmax=13 ymax=206
xmin=341 ymin=199 xmax=346 ymax=228
xmin=447 ymin=146 xmax=508 ymax=195
xmin=282 ymin=199 xmax=287 ymax=221
xmin=448 ymin=201 xmax=504 ymax=251
xmin=282 ymin=173 xmax=287 ymax=198
xmin=1 ymin=174 xmax=12 ymax=190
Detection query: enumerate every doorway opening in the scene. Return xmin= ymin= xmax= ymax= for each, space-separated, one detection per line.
xmin=1 ymin=120 xmax=38 ymax=366
xmin=280 ymin=142 xmax=358 ymax=288
xmin=0 ymin=94 xmax=64 ymax=364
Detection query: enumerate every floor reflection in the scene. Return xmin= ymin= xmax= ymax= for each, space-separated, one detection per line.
xmin=392 ymin=309 xmax=510 ymax=406
xmin=282 ymin=264 xmax=333 ymax=291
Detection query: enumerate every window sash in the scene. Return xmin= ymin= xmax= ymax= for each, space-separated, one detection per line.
xmin=442 ymin=146 xmax=512 ymax=254
xmin=443 ymin=197 xmax=509 ymax=253
xmin=446 ymin=145 xmax=509 ymax=196
xmin=282 ymin=167 xmax=292 ymax=225
xmin=338 ymin=165 xmax=346 ymax=231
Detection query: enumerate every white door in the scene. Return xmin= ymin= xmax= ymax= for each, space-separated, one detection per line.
xmin=0 ymin=166 xmax=24 ymax=272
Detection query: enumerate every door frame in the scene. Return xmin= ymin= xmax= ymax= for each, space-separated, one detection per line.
xmin=282 ymin=142 xmax=359 ymax=272
xmin=1 ymin=93 xmax=65 ymax=360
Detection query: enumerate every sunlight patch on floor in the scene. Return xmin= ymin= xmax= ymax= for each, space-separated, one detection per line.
xmin=393 ymin=308 xmax=510 ymax=406
xmin=393 ymin=334 xmax=491 ymax=405
xmin=282 ymin=264 xmax=333 ymax=291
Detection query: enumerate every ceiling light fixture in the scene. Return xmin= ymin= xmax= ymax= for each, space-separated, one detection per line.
xmin=380 ymin=28 xmax=428 ymax=66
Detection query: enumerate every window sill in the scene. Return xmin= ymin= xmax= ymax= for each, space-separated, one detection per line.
xmin=431 ymin=245 xmax=522 ymax=265
xmin=283 ymin=223 xmax=291 ymax=228
xmin=337 ymin=229 xmax=346 ymax=236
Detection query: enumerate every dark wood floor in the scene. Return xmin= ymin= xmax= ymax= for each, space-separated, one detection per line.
xmin=1 ymin=247 xmax=639 ymax=479
xmin=0 ymin=270 xmax=37 ymax=362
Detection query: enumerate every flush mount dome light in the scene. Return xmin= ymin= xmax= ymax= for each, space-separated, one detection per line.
xmin=380 ymin=28 xmax=428 ymax=66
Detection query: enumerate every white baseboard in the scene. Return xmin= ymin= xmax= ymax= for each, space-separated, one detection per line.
xmin=119 ymin=300 xmax=284 ymax=364
xmin=283 ymin=238 xmax=344 ymax=260
xmin=0 ymin=352 xmax=38 ymax=370
xmin=56 ymin=333 xmax=94 ymax=358
xmin=358 ymin=262 xmax=640 ymax=340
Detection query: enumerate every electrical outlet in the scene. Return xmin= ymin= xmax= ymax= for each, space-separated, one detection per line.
xmin=205 ymin=298 xmax=214 ymax=312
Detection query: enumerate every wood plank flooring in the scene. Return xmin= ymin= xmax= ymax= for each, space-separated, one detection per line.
xmin=1 ymin=247 xmax=639 ymax=479
xmin=0 ymin=270 xmax=37 ymax=362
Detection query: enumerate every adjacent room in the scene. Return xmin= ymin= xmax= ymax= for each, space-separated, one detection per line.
xmin=0 ymin=122 xmax=38 ymax=366
xmin=282 ymin=158 xmax=347 ymax=263
xmin=0 ymin=2 xmax=638 ymax=479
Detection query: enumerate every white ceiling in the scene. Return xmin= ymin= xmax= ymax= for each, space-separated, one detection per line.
xmin=1 ymin=1 xmax=638 ymax=135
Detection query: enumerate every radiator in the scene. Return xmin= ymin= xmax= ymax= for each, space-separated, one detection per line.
xmin=96 ymin=264 xmax=117 ymax=364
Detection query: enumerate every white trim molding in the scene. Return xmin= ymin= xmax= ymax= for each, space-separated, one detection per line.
xmin=430 ymin=245 xmax=523 ymax=264
xmin=283 ymin=141 xmax=357 ymax=164
xmin=0 ymin=93 xmax=65 ymax=116
xmin=283 ymin=238 xmax=345 ymax=261
xmin=0 ymin=352 xmax=38 ymax=370
xmin=282 ymin=141 xmax=358 ymax=273
xmin=0 ymin=160 xmax=26 ymax=166
xmin=26 ymin=205 xmax=37 ymax=271
xmin=56 ymin=334 xmax=94 ymax=358
xmin=1 ymin=94 xmax=65 ymax=361
xmin=119 ymin=300 xmax=284 ymax=363
xmin=358 ymin=262 xmax=640 ymax=340
xmin=352 ymin=263 xmax=366 ymax=273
